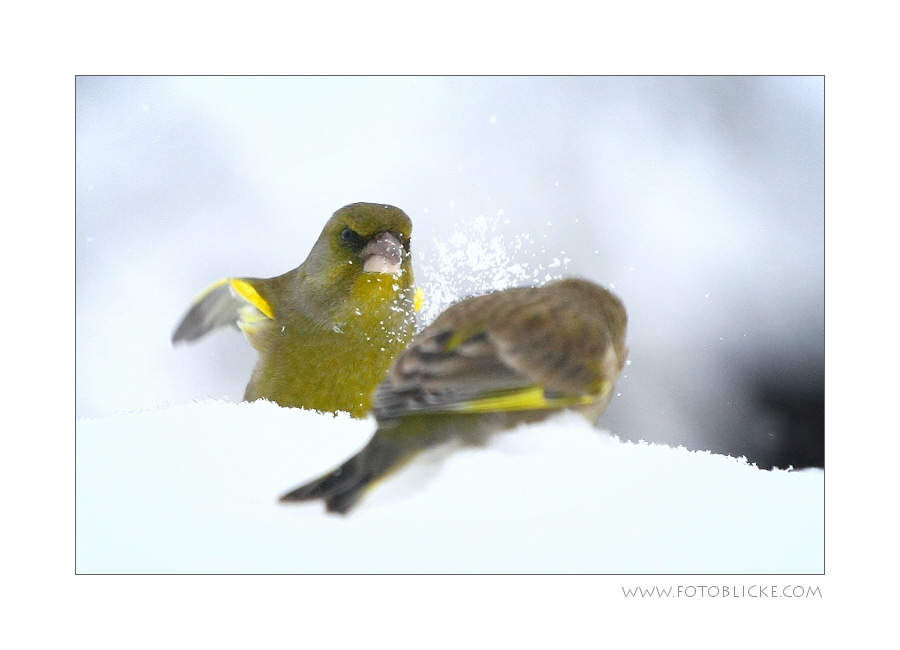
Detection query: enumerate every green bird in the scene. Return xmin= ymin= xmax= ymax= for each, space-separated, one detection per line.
xmin=172 ymin=202 xmax=423 ymax=418
xmin=280 ymin=277 xmax=628 ymax=514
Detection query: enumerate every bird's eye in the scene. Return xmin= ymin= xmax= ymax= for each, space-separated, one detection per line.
xmin=341 ymin=227 xmax=365 ymax=250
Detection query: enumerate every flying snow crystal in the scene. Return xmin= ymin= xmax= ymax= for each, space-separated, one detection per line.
xmin=418 ymin=211 xmax=571 ymax=327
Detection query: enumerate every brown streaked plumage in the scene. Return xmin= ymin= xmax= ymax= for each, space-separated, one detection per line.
xmin=280 ymin=277 xmax=628 ymax=513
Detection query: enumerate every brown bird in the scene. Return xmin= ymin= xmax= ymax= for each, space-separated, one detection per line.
xmin=280 ymin=277 xmax=628 ymax=513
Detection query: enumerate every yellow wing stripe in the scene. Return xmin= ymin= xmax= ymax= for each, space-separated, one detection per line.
xmin=414 ymin=286 xmax=425 ymax=313
xmin=230 ymin=279 xmax=274 ymax=319
xmin=450 ymin=384 xmax=609 ymax=414
xmin=443 ymin=327 xmax=482 ymax=354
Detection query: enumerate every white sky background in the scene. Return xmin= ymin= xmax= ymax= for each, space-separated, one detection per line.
xmin=76 ymin=76 xmax=824 ymax=464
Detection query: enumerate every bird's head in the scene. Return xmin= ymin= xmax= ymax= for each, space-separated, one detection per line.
xmin=306 ymin=202 xmax=414 ymax=281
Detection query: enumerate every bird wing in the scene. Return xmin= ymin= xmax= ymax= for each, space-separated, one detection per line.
xmin=374 ymin=281 xmax=624 ymax=420
xmin=171 ymin=278 xmax=275 ymax=343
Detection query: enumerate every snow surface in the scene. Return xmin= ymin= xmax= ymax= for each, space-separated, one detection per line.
xmin=76 ymin=400 xmax=823 ymax=574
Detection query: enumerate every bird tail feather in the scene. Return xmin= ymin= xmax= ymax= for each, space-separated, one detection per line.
xmin=279 ymin=432 xmax=415 ymax=514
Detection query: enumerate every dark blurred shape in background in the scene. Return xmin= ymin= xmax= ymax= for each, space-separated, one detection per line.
xmin=745 ymin=355 xmax=824 ymax=469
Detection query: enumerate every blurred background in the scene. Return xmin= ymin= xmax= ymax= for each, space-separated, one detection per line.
xmin=76 ymin=76 xmax=823 ymax=470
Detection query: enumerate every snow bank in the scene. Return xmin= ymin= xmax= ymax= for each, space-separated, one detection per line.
xmin=76 ymin=400 xmax=823 ymax=574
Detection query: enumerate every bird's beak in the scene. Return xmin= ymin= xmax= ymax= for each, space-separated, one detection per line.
xmin=361 ymin=232 xmax=405 ymax=275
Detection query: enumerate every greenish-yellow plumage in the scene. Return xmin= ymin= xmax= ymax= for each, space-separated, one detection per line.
xmin=172 ymin=202 xmax=421 ymax=417
xmin=280 ymin=277 xmax=628 ymax=514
